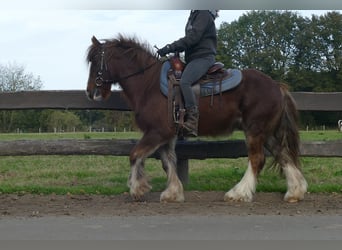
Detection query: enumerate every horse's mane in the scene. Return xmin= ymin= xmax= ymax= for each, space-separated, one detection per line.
xmin=87 ymin=34 xmax=157 ymax=66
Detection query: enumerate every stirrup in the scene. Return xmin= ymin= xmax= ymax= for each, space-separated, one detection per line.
xmin=182 ymin=126 xmax=198 ymax=137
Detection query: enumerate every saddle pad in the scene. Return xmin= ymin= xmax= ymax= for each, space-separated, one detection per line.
xmin=160 ymin=61 xmax=242 ymax=97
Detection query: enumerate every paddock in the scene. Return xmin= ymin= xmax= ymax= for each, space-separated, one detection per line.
xmin=0 ymin=90 xmax=341 ymax=183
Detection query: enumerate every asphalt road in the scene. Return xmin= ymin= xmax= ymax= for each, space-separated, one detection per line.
xmin=0 ymin=215 xmax=341 ymax=240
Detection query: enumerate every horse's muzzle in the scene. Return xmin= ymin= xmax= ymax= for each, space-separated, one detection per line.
xmin=86 ymin=88 xmax=103 ymax=101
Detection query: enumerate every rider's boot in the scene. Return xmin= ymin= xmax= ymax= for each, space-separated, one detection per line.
xmin=183 ymin=106 xmax=199 ymax=137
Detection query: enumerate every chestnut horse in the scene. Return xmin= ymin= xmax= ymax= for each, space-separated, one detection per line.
xmin=86 ymin=35 xmax=307 ymax=203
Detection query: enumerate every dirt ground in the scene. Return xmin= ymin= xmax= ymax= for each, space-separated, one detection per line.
xmin=1 ymin=191 xmax=341 ymax=218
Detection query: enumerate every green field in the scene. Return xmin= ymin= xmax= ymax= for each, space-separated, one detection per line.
xmin=0 ymin=130 xmax=340 ymax=141
xmin=0 ymin=131 xmax=341 ymax=195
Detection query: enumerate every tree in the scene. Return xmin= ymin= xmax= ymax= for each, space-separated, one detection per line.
xmin=286 ymin=11 xmax=342 ymax=92
xmin=0 ymin=63 xmax=43 ymax=132
xmin=217 ymin=10 xmax=342 ymax=91
xmin=46 ymin=110 xmax=83 ymax=132
xmin=217 ymin=10 xmax=342 ymax=128
xmin=218 ymin=11 xmax=303 ymax=80
xmin=313 ymin=12 xmax=342 ymax=73
xmin=104 ymin=111 xmax=136 ymax=131
xmin=0 ymin=62 xmax=42 ymax=92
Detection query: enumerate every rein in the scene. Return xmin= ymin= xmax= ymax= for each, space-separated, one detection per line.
xmin=118 ymin=60 xmax=158 ymax=81
xmin=95 ymin=48 xmax=158 ymax=87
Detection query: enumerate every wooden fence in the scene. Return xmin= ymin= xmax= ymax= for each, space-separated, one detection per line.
xmin=1 ymin=90 xmax=342 ymax=111
xmin=0 ymin=91 xmax=342 ymax=183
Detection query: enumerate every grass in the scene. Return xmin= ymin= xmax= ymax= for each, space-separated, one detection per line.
xmin=0 ymin=131 xmax=341 ymax=195
xmin=0 ymin=131 xmax=142 ymax=141
xmin=1 ymin=130 xmax=340 ymax=141
xmin=299 ymin=130 xmax=342 ymax=141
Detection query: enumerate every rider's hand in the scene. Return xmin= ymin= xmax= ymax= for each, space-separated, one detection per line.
xmin=157 ymin=44 xmax=172 ymax=57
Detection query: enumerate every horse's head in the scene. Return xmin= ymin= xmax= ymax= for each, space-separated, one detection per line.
xmin=86 ymin=36 xmax=114 ymax=101
xmin=86 ymin=34 xmax=161 ymax=102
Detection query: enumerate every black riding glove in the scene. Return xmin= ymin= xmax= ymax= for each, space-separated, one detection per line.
xmin=157 ymin=44 xmax=172 ymax=57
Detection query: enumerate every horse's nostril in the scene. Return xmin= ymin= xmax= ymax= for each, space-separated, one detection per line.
xmin=86 ymin=88 xmax=103 ymax=101
xmin=86 ymin=90 xmax=93 ymax=100
xmin=93 ymin=88 xmax=104 ymax=101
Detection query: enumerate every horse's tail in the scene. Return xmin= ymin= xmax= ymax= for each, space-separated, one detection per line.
xmin=266 ymin=83 xmax=301 ymax=170
xmin=266 ymin=83 xmax=308 ymax=202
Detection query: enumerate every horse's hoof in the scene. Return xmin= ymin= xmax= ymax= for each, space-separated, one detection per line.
xmin=131 ymin=194 xmax=146 ymax=202
xmin=284 ymin=187 xmax=306 ymax=203
xmin=284 ymin=193 xmax=304 ymax=203
xmin=285 ymin=197 xmax=299 ymax=203
xmin=224 ymin=191 xmax=253 ymax=202
xmin=160 ymin=191 xmax=185 ymax=203
xmin=129 ymin=190 xmax=147 ymax=202
xmin=129 ymin=186 xmax=151 ymax=202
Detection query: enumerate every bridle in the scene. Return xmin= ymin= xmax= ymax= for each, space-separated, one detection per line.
xmin=95 ymin=50 xmax=115 ymax=87
xmin=95 ymin=48 xmax=159 ymax=87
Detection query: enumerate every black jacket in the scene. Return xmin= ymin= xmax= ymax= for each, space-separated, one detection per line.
xmin=170 ymin=10 xmax=217 ymax=62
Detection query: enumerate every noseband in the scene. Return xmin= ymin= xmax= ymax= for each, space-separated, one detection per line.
xmin=95 ymin=48 xmax=159 ymax=87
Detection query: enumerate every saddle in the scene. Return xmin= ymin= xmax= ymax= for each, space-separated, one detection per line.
xmin=169 ymin=54 xmax=229 ymax=81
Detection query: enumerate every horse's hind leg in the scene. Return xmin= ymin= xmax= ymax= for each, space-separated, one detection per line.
xmin=224 ymin=134 xmax=265 ymax=202
xmin=282 ymin=163 xmax=307 ymax=202
xmin=159 ymin=137 xmax=184 ymax=202
xmin=266 ymin=135 xmax=307 ymax=202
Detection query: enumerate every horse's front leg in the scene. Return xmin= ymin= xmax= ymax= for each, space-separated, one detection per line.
xmin=128 ymin=156 xmax=151 ymax=201
xmin=128 ymin=134 xmax=162 ymax=201
xmin=159 ymin=137 xmax=184 ymax=202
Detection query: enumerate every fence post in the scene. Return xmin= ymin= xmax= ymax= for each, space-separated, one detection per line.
xmin=176 ymin=136 xmax=189 ymax=184
xmin=177 ymin=158 xmax=189 ymax=185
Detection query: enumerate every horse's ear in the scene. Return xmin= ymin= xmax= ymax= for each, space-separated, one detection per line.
xmin=92 ymin=36 xmax=101 ymax=46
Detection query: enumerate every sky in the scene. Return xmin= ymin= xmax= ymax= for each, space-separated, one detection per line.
xmin=0 ymin=8 xmax=340 ymax=90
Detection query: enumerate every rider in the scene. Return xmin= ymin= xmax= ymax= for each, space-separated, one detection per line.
xmin=157 ymin=10 xmax=219 ymax=137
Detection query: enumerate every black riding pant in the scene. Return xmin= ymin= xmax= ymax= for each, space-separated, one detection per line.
xmin=180 ymin=55 xmax=215 ymax=108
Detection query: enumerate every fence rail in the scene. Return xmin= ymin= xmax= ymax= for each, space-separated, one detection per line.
xmin=0 ymin=139 xmax=341 ymax=158
xmin=1 ymin=90 xmax=342 ymax=111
